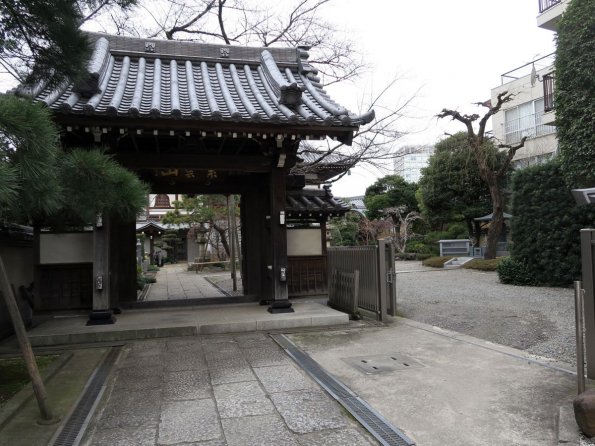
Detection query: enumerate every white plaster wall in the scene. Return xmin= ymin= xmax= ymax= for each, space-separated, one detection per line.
xmin=0 ymin=245 xmax=34 ymax=289
xmin=287 ymin=229 xmax=322 ymax=256
xmin=40 ymin=233 xmax=93 ymax=264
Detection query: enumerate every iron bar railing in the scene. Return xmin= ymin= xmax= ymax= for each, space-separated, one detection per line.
xmin=539 ymin=0 xmax=561 ymax=13
xmin=543 ymin=72 xmax=555 ymax=112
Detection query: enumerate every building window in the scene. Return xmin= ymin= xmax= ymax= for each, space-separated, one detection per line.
xmin=504 ymin=98 xmax=555 ymax=144
xmin=154 ymin=194 xmax=171 ymax=208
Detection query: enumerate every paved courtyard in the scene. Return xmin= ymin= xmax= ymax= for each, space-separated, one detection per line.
xmin=145 ymin=264 xmax=243 ymax=301
xmin=82 ymin=334 xmax=376 ymax=446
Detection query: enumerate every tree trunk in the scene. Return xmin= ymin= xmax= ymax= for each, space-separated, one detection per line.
xmin=0 ymin=255 xmax=54 ymax=422
xmin=485 ymin=181 xmax=505 ymax=259
xmin=212 ymin=221 xmax=231 ymax=258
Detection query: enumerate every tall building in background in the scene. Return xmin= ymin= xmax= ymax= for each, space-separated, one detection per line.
xmin=394 ymin=146 xmax=435 ymax=183
xmin=490 ymin=0 xmax=568 ymax=167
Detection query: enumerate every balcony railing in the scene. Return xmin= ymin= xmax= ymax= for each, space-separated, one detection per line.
xmin=543 ymin=72 xmax=555 ymax=112
xmin=539 ymin=0 xmax=561 ymax=13
xmin=505 ymin=111 xmax=556 ymax=144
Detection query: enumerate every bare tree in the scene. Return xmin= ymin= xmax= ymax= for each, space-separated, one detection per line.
xmin=296 ymin=78 xmax=418 ymax=180
xmin=99 ymin=0 xmax=364 ymax=85
xmin=383 ymin=206 xmax=423 ymax=253
xmin=438 ymin=92 xmax=526 ymax=259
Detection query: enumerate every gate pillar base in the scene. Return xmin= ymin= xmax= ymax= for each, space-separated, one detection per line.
xmin=87 ymin=310 xmax=116 ymax=325
xmin=267 ymin=301 xmax=294 ymax=314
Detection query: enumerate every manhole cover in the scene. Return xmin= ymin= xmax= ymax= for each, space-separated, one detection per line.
xmin=342 ymin=354 xmax=425 ymax=375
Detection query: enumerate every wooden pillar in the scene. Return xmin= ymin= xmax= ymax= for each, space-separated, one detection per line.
xmin=88 ymin=215 xmax=115 ymax=325
xmin=111 ymin=219 xmax=137 ymax=306
xmin=267 ymin=165 xmax=293 ymax=313
xmin=241 ymin=180 xmax=265 ymax=297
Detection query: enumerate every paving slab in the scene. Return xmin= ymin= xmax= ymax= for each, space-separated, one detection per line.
xmin=97 ymin=389 xmax=162 ymax=429
xmin=253 ymin=364 xmax=314 ymax=393
xmin=222 ymin=415 xmax=298 ymax=446
xmin=213 ymin=381 xmax=275 ymax=418
xmin=90 ymin=422 xmax=157 ymax=446
xmin=163 ymin=370 xmax=211 ymax=400
xmin=158 ymin=399 xmax=222 ymax=444
xmin=271 ymin=389 xmax=347 ymax=434
xmin=209 ymin=365 xmax=256 ymax=385
xmin=296 ymin=428 xmax=377 ymax=446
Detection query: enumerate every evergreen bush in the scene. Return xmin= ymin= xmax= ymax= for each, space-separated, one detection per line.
xmin=497 ymin=257 xmax=534 ymax=285
xmin=509 ymin=161 xmax=594 ymax=286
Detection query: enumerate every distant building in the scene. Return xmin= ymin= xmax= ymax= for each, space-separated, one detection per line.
xmin=394 ymin=146 xmax=435 ymax=183
xmin=490 ymin=0 xmax=568 ymax=167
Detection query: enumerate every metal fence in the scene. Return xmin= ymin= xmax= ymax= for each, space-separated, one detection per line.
xmin=581 ymin=229 xmax=595 ymax=379
xmin=327 ymin=239 xmax=396 ymax=321
xmin=543 ymin=72 xmax=555 ymax=112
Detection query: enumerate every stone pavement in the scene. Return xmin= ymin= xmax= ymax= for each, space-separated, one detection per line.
xmin=82 ymin=333 xmax=377 ymax=446
xmin=146 ymin=264 xmax=230 ymax=301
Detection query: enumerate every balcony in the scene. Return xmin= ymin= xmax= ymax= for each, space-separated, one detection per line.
xmin=537 ymin=0 xmax=568 ymax=31
xmin=505 ymin=111 xmax=556 ymax=145
xmin=543 ymin=72 xmax=555 ymax=112
xmin=539 ymin=0 xmax=561 ymax=13
xmin=542 ymin=72 xmax=556 ymax=125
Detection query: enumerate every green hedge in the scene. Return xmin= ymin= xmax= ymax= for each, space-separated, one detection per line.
xmin=463 ymin=258 xmax=502 ymax=271
xmin=555 ymin=0 xmax=595 ymax=188
xmin=509 ymin=161 xmax=594 ymax=286
xmin=497 ymin=257 xmax=534 ymax=285
xmin=422 ymin=256 xmax=454 ymax=268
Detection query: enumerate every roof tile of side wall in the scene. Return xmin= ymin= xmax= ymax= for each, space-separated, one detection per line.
xmin=19 ymin=33 xmax=374 ymax=131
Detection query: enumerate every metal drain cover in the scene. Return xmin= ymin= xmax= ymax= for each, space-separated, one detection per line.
xmin=342 ymin=354 xmax=424 ymax=375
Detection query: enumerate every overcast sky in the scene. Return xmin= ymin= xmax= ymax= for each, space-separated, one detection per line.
xmin=324 ymin=0 xmax=556 ymax=197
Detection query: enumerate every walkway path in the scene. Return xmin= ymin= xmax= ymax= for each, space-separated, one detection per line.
xmin=146 ymin=264 xmax=237 ymax=301
xmin=82 ymin=334 xmax=376 ymax=446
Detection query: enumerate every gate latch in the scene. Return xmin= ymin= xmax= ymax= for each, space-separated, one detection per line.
xmin=386 ymin=270 xmax=394 ymax=284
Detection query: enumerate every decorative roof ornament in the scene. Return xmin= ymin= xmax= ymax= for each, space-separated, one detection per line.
xmin=260 ymin=50 xmax=304 ymax=107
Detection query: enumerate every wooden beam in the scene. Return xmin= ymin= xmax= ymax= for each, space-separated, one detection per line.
xmin=116 ymin=153 xmax=273 ymax=172
xmin=53 ymin=115 xmax=357 ymax=142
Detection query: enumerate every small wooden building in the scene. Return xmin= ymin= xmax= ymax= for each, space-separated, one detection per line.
xmin=21 ymin=32 xmax=373 ymax=321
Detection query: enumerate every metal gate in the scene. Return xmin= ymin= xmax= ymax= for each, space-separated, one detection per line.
xmin=327 ymin=239 xmax=396 ymax=321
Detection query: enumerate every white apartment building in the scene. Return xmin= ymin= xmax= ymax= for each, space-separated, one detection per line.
xmin=490 ymin=0 xmax=569 ymax=167
xmin=394 ymin=146 xmax=435 ymax=183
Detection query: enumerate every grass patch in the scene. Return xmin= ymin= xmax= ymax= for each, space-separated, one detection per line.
xmin=463 ymin=258 xmax=503 ymax=271
xmin=422 ymin=256 xmax=455 ymax=268
xmin=0 ymin=355 xmax=59 ymax=406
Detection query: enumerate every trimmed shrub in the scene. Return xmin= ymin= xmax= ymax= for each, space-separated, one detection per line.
xmin=497 ymin=257 xmax=534 ymax=285
xmin=422 ymin=256 xmax=454 ymax=268
xmin=415 ymin=253 xmax=433 ymax=261
xmin=510 ymin=161 xmax=594 ymax=286
xmin=463 ymin=258 xmax=502 ymax=271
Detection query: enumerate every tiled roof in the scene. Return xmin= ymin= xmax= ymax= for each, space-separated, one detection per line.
xmin=19 ymin=33 xmax=374 ymax=133
xmin=286 ymin=187 xmax=349 ymax=218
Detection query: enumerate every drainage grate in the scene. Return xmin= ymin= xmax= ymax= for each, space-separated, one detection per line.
xmin=271 ymin=334 xmax=415 ymax=446
xmin=342 ymin=354 xmax=425 ymax=375
xmin=51 ymin=346 xmax=121 ymax=446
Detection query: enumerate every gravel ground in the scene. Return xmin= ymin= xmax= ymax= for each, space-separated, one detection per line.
xmin=395 ymin=261 xmax=577 ymax=365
